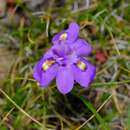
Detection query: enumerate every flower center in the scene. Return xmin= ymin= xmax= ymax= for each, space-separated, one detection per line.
xmin=42 ymin=59 xmax=55 ymax=71
xmin=41 ymin=44 xmax=87 ymax=71
xmin=42 ymin=58 xmax=87 ymax=71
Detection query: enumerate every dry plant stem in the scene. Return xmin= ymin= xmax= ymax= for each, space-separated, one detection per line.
xmin=0 ymin=107 xmax=15 ymax=125
xmin=0 ymin=88 xmax=46 ymax=129
xmin=45 ymin=0 xmax=54 ymax=37
xmin=75 ymin=95 xmax=112 ymax=130
xmin=107 ymin=26 xmax=121 ymax=56
xmin=111 ymin=88 xmax=122 ymax=114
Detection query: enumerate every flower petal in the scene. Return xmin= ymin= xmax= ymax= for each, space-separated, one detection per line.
xmin=56 ymin=66 xmax=74 ymax=94
xmin=72 ymin=39 xmax=92 ymax=56
xmin=33 ymin=46 xmax=56 ymax=82
xmin=33 ymin=56 xmax=45 ymax=82
xmin=72 ymin=58 xmax=96 ymax=87
xmin=52 ymin=22 xmax=79 ymax=44
xmin=43 ymin=44 xmax=61 ymax=59
xmin=43 ymin=46 xmax=56 ymax=59
xmin=66 ymin=22 xmax=79 ymax=42
xmin=33 ymin=54 xmax=58 ymax=87
xmin=40 ymin=64 xmax=58 ymax=87
xmin=51 ymin=31 xmax=64 ymax=44
xmin=33 ymin=61 xmax=42 ymax=82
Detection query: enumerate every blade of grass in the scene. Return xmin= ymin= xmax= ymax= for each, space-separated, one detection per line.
xmin=75 ymin=95 xmax=112 ymax=130
xmin=0 ymin=88 xmax=46 ymax=129
xmin=6 ymin=77 xmax=130 ymax=87
xmin=91 ymin=80 xmax=130 ymax=87
xmin=79 ymin=96 xmax=105 ymax=125
xmin=127 ymin=104 xmax=130 ymax=129
xmin=106 ymin=25 xmax=120 ymax=56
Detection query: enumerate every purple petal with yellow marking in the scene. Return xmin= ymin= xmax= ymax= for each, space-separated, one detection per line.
xmin=72 ymin=58 xmax=96 ymax=87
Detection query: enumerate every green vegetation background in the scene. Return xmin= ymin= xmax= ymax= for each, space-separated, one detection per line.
xmin=0 ymin=0 xmax=130 ymax=130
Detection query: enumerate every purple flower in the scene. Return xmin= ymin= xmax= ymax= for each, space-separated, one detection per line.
xmin=33 ymin=22 xmax=96 ymax=94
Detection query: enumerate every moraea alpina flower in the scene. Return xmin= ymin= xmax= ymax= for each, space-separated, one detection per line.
xmin=33 ymin=22 xmax=96 ymax=94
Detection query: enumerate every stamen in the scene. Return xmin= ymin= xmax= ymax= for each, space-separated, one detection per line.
xmin=59 ymin=33 xmax=67 ymax=40
xmin=42 ymin=59 xmax=55 ymax=71
xmin=76 ymin=60 xmax=86 ymax=71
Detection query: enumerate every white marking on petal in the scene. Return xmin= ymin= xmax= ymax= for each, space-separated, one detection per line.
xmin=76 ymin=60 xmax=87 ymax=71
xmin=42 ymin=60 xmax=55 ymax=71
xmin=59 ymin=33 xmax=67 ymax=40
